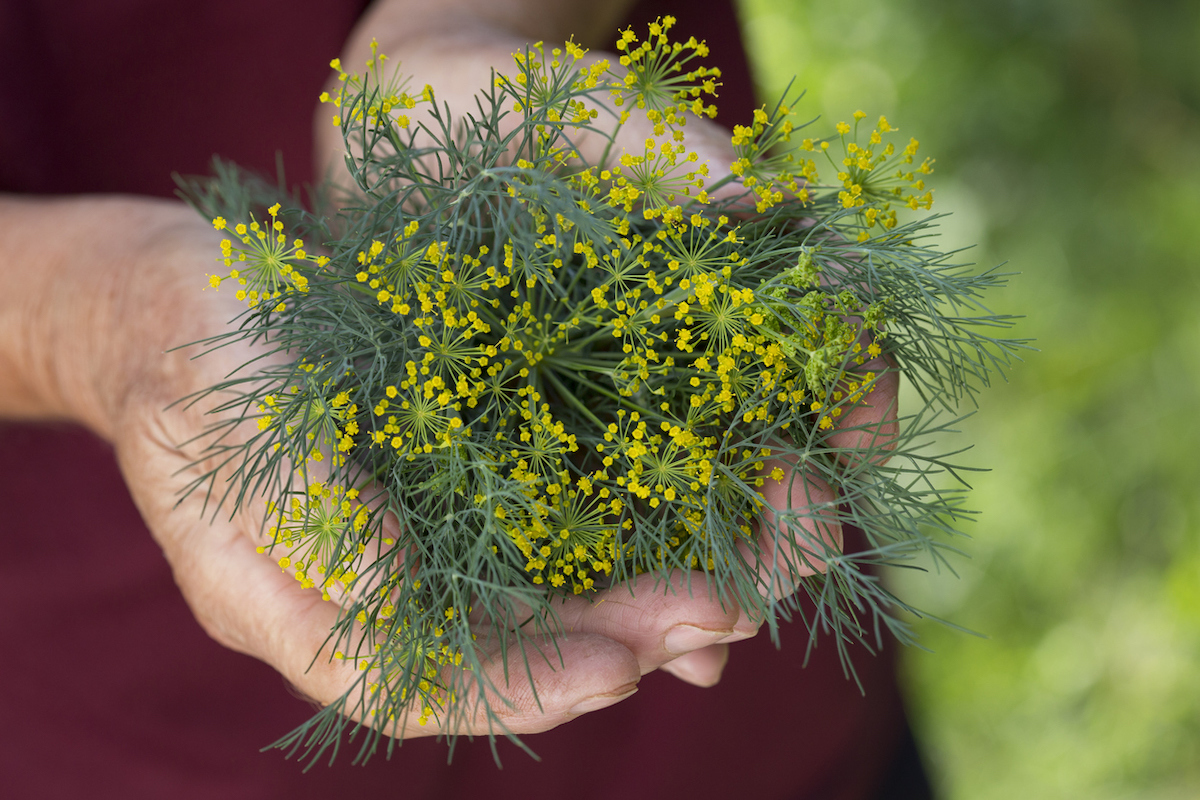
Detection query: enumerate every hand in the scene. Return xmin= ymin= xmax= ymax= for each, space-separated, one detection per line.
xmin=0 ymin=0 xmax=897 ymax=741
xmin=0 ymin=194 xmax=758 ymax=737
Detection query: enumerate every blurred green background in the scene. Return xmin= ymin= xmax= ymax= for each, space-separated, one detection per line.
xmin=735 ymin=0 xmax=1200 ymax=797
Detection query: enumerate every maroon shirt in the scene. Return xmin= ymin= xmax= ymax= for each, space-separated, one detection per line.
xmin=0 ymin=2 xmax=907 ymax=797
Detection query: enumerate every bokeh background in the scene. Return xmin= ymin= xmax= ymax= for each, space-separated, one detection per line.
xmin=735 ymin=0 xmax=1200 ymax=797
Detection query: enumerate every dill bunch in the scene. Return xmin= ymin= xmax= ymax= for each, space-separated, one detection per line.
xmin=180 ymin=16 xmax=1019 ymax=765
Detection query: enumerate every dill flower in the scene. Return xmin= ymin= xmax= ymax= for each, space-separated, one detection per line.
xmin=208 ymin=203 xmax=314 ymax=310
xmin=611 ymin=16 xmax=721 ymax=119
xmin=181 ymin=18 xmax=1020 ymax=765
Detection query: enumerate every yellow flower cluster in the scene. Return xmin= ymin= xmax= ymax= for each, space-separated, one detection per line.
xmin=804 ymin=111 xmax=936 ymax=240
xmin=260 ymin=482 xmax=368 ymax=601
xmin=730 ymin=104 xmax=817 ymax=212
xmin=340 ymin=595 xmax=465 ymax=728
xmin=612 ymin=16 xmax=721 ymax=119
xmin=255 ymin=380 xmax=360 ymax=465
xmin=208 ymin=203 xmax=324 ymax=310
xmin=318 ymin=39 xmax=429 ymax=130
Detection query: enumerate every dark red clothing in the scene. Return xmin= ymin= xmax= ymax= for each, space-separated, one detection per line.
xmin=0 ymin=2 xmax=910 ymax=798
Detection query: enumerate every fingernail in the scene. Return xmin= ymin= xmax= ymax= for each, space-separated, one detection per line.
xmin=719 ymin=610 xmax=760 ymax=644
xmin=568 ymin=684 xmax=639 ymax=716
xmin=663 ymin=624 xmax=732 ymax=656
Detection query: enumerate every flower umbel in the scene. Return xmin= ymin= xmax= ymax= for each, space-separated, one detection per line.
xmin=208 ymin=203 xmax=313 ymax=310
xmin=181 ymin=20 xmax=1020 ymax=766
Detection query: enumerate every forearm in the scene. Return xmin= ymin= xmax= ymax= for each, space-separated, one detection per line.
xmin=0 ymin=194 xmax=231 ymax=440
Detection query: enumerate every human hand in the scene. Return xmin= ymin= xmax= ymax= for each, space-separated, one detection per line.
xmin=0 ymin=194 xmax=752 ymax=737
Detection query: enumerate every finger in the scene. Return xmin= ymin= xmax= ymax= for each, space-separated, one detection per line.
xmin=173 ymin=512 xmax=642 ymax=740
xmin=549 ymin=570 xmax=743 ymax=675
xmin=659 ymin=644 xmax=730 ymax=687
xmin=429 ymin=628 xmax=641 ymax=737
xmin=155 ymin=427 xmax=642 ymax=740
xmin=744 ymin=465 xmax=842 ymax=600
xmin=826 ymin=353 xmax=899 ymax=465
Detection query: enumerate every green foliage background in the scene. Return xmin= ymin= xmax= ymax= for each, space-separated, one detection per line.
xmin=737 ymin=0 xmax=1200 ymax=797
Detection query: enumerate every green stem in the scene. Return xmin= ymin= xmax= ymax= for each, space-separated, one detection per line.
xmin=558 ymin=368 xmax=660 ymax=420
xmin=541 ymin=369 xmax=607 ymax=431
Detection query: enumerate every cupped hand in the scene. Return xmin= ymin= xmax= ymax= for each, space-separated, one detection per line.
xmin=72 ymin=200 xmax=755 ymax=737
